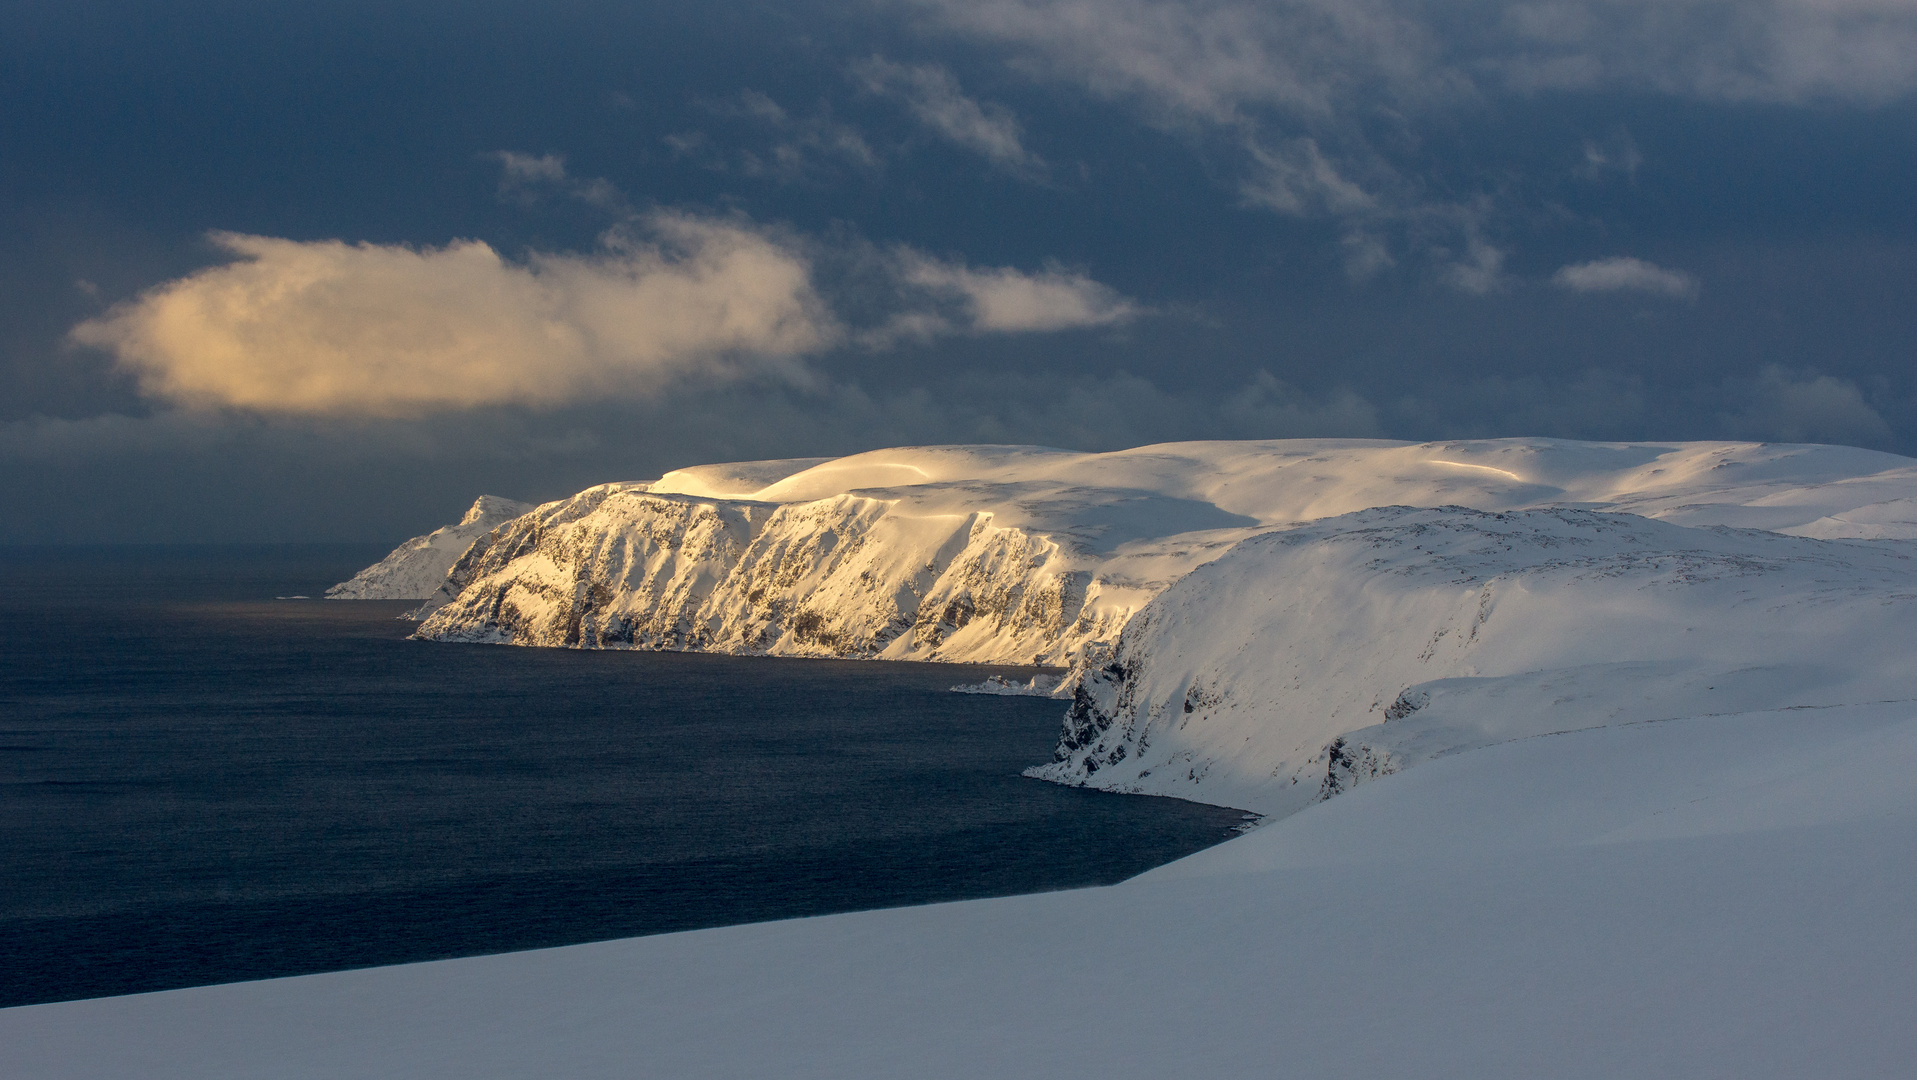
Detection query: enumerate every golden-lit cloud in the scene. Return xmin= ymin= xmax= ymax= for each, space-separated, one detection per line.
xmin=894 ymin=251 xmax=1140 ymax=332
xmin=71 ymin=214 xmax=835 ymax=416
xmin=72 ymin=210 xmax=1148 ymax=416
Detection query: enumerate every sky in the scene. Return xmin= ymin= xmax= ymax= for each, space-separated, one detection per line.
xmin=4 ymin=0 xmax=1915 ymax=542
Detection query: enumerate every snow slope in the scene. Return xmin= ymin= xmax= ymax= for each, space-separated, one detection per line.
xmin=408 ymin=439 xmax=1917 ymax=665
xmin=7 ymin=701 xmax=1914 ymax=1079
xmin=1035 ymin=504 xmax=1917 ymax=815
xmin=325 ymin=495 xmax=533 ymax=600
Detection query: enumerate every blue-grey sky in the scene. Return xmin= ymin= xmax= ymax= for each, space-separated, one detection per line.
xmin=5 ymin=0 xmax=1915 ymax=541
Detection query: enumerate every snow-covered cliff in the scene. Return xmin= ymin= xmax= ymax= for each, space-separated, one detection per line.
xmin=346 ymin=439 xmax=1917 ymax=817
xmin=412 ymin=478 xmax=1153 ymax=664
xmin=1034 ymin=505 xmax=1917 ymax=815
xmin=406 ymin=439 xmax=1917 ymax=669
xmin=327 ymin=495 xmax=533 ymax=600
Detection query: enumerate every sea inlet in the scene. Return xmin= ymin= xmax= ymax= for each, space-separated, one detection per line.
xmin=0 ymin=546 xmax=1246 ymax=1007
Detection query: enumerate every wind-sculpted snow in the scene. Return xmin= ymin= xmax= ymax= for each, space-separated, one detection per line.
xmin=326 ymin=495 xmax=532 ymax=600
xmin=397 ymin=439 xmax=1917 ymax=673
xmin=1034 ymin=504 xmax=1917 ymax=815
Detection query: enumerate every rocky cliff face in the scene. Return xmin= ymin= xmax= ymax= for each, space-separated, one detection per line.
xmin=414 ymin=484 xmax=1137 ymax=665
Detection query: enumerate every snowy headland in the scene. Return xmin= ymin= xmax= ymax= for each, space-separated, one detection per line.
xmin=346 ymin=438 xmax=1917 ymax=812
xmin=8 ymin=438 xmax=1917 ymax=1076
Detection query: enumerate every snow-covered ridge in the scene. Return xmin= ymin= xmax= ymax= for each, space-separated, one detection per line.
xmin=1037 ymin=504 xmax=1917 ymax=815
xmin=394 ymin=439 xmax=1917 ymax=667
xmin=326 ymin=495 xmax=533 ymax=600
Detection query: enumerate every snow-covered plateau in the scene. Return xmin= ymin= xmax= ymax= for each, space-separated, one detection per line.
xmin=11 ymin=438 xmax=1912 ymax=1076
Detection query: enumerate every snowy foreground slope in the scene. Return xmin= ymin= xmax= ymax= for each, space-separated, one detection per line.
xmin=392 ymin=439 xmax=1917 ymax=667
xmin=325 ymin=495 xmax=532 ymax=599
xmin=7 ymin=701 xmax=1914 ymax=1079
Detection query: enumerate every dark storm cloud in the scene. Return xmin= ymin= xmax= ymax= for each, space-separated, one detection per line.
xmin=1 ymin=0 xmax=1914 ymax=540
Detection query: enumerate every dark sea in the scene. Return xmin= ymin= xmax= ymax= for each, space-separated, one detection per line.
xmin=0 ymin=546 xmax=1247 ymax=1008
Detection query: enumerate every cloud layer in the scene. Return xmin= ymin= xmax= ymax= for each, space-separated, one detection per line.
xmin=901 ymin=0 xmax=1917 ymax=282
xmin=908 ymin=0 xmax=1917 ymax=118
xmin=70 ymin=214 xmax=1140 ymax=416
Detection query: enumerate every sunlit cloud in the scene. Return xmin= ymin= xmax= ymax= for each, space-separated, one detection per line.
xmin=70 ymin=216 xmax=835 ymax=417
xmin=889 ymin=250 xmax=1141 ymax=335
xmin=1553 ymin=256 xmax=1699 ymax=299
xmin=70 ymin=214 xmax=1144 ymax=417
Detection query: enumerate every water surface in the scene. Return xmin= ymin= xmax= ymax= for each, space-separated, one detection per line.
xmin=0 ymin=546 xmax=1247 ymax=1007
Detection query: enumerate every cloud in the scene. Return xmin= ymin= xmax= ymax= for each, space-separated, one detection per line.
xmin=1578 ymin=129 xmax=1644 ymax=181
xmin=906 ymin=0 xmax=1917 ymax=116
xmin=493 ymin=151 xmax=568 ymax=188
xmin=899 ymin=0 xmax=1917 ymax=282
xmin=69 ymin=217 xmax=1145 ymax=417
xmin=489 ymin=152 xmax=627 ymax=211
xmin=901 ymin=0 xmax=1446 ymax=125
xmin=1441 ymin=236 xmax=1509 ymax=295
xmin=889 ymin=1 xmax=1462 ymax=280
xmin=853 ymin=57 xmax=1045 ymax=175
xmin=1490 ymin=0 xmax=1917 ymax=105
xmin=1718 ymin=364 xmax=1894 ymax=447
xmin=1339 ymin=231 xmax=1395 ymax=281
xmin=70 ymin=216 xmax=836 ymax=416
xmin=1240 ymin=137 xmax=1374 ymax=215
xmin=889 ymin=250 xmax=1141 ymax=334
xmin=669 ymin=92 xmax=879 ymax=180
xmin=1553 ymin=256 xmax=1700 ymax=299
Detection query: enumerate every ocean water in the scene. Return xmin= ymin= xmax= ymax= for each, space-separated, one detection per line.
xmin=0 ymin=546 xmax=1248 ymax=1008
